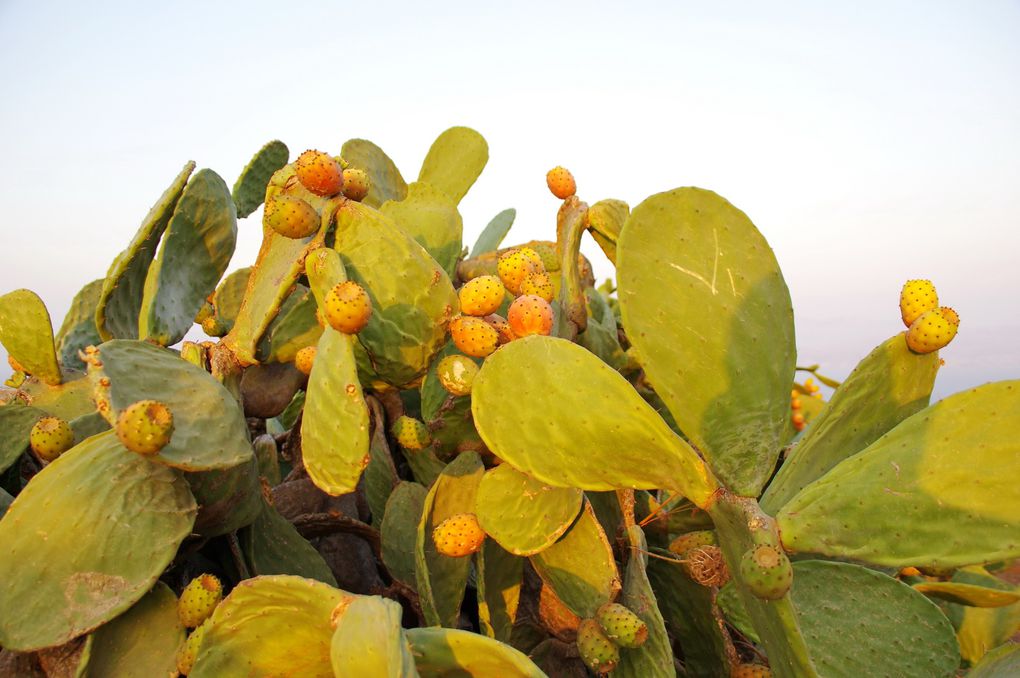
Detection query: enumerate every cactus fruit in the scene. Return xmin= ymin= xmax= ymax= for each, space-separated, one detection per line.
xmin=178 ymin=574 xmax=223 ymax=628
xmin=531 ymin=242 xmax=561 ymax=272
xmin=507 ymin=295 xmax=554 ymax=337
xmin=176 ymin=617 xmax=210 ymax=675
xmin=497 ymin=248 xmax=544 ymax=295
xmin=295 ymin=345 xmax=316 ymax=376
xmin=449 ymin=315 xmax=499 ymax=358
xmin=576 ymin=618 xmax=620 ymax=674
xmin=295 ymin=149 xmax=344 ymax=197
xmin=546 ymin=166 xmax=577 ymax=200
xmin=29 ymin=417 xmax=74 ymax=462
xmin=731 ymin=664 xmax=773 ymax=678
xmin=905 ymin=306 xmax=960 ymax=354
xmin=458 ymin=275 xmax=506 ymax=317
xmin=391 ymin=415 xmax=432 ymax=450
xmin=341 ymin=168 xmax=370 ymax=201
xmin=899 ymin=279 xmax=938 ymax=328
xmin=520 ymin=271 xmax=555 ymax=303
xmin=668 ymin=530 xmax=717 ymax=557
xmin=595 ymin=602 xmax=648 ymax=648
xmin=194 ymin=301 xmax=214 ymax=325
xmin=323 ymin=281 xmax=373 ymax=334
xmin=436 ymin=355 xmax=479 ymax=397
xmin=263 ymin=194 xmax=320 ymax=239
xmin=483 ymin=313 xmax=516 ymax=345
xmin=115 ymin=400 xmax=174 ymax=455
xmin=432 ymin=512 xmax=486 ymax=557
xmin=200 ymin=314 xmax=227 ymax=337
xmin=739 ymin=545 xmax=793 ymax=600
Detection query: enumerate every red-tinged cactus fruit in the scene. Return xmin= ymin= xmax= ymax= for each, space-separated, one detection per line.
xmin=432 ymin=512 xmax=486 ymax=557
xmin=732 ymin=663 xmax=773 ymax=678
xmin=905 ymin=306 xmax=960 ymax=354
xmin=178 ymin=574 xmax=223 ymax=628
xmin=436 ymin=354 xmax=479 ymax=397
xmin=576 ymin=618 xmax=620 ymax=674
xmin=295 ymin=149 xmax=344 ymax=197
xmin=739 ymin=545 xmax=793 ymax=600
xmin=507 ymin=294 xmax=554 ymax=337
xmin=899 ymin=279 xmax=939 ymax=328
xmin=668 ymin=530 xmax=717 ymax=557
xmin=520 ymin=271 xmax=555 ymax=303
xmin=497 ymin=248 xmax=545 ymax=295
xmin=115 ymin=400 xmax=174 ymax=456
xmin=483 ymin=313 xmax=516 ymax=345
xmin=449 ymin=315 xmax=499 ymax=358
xmin=391 ymin=415 xmax=432 ymax=450
xmin=176 ymin=617 xmax=211 ymax=675
xmin=341 ymin=168 xmax=370 ymax=201
xmin=323 ymin=281 xmax=373 ymax=334
xmin=531 ymin=241 xmax=561 ymax=272
xmin=458 ymin=275 xmax=506 ymax=317
xmin=263 ymin=194 xmax=320 ymax=239
xmin=295 ymin=345 xmax=316 ymax=376
xmin=683 ymin=545 xmax=731 ymax=588
xmin=546 ymin=166 xmax=577 ymax=200
xmin=29 ymin=417 xmax=74 ymax=462
xmin=595 ymin=602 xmax=648 ymax=648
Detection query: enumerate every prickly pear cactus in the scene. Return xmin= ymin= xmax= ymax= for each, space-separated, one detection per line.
xmin=1 ymin=126 xmax=1016 ymax=678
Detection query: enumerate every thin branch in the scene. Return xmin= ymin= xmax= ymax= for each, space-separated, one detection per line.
xmin=291 ymin=511 xmax=382 ymax=559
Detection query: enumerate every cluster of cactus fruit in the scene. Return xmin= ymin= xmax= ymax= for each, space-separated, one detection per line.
xmin=0 ymin=126 xmax=1017 ymax=678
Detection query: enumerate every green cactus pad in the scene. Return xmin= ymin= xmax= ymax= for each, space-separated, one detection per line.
xmin=89 ymin=340 xmax=252 ymax=470
xmin=612 ymin=526 xmax=676 ymax=678
xmin=381 ymin=181 xmax=463 ymax=279
xmin=585 ymin=198 xmax=629 ymax=264
xmin=191 ymin=575 xmax=345 ymax=677
xmin=0 ymin=403 xmax=47 ymax=473
xmin=469 ymin=208 xmax=516 ymax=258
xmin=474 ymin=463 xmax=583 ymax=556
xmin=530 ymin=500 xmax=620 ymax=618
xmin=969 ymin=644 xmax=1020 ymax=678
xmin=472 ymin=335 xmax=717 ymax=507
xmin=18 ymin=373 xmax=95 ymax=422
xmin=232 ymin=139 xmax=289 ymax=218
xmin=556 ymin=197 xmax=589 ymax=335
xmin=405 ymin=627 xmax=548 ymax=677
xmin=96 ymin=161 xmax=194 ymax=341
xmin=341 ymin=138 xmax=408 ymax=208
xmin=617 ymin=187 xmax=795 ymax=495
xmin=577 ymin=288 xmax=628 ymax=371
xmin=54 ymin=279 xmax=104 ymax=372
xmin=85 ymin=582 xmax=185 ymax=678
xmin=331 ymin=595 xmax=418 ymax=677
xmin=0 ymin=431 xmax=196 ymax=651
xmin=416 ymin=126 xmax=488 ymax=205
xmin=254 ymin=284 xmax=322 ymax=363
xmin=791 ymin=560 xmax=960 ymax=678
xmin=382 ymin=481 xmax=428 ymax=591
xmin=477 ymin=541 xmax=522 ymax=642
xmin=914 ymin=581 xmax=1020 ymax=608
xmin=0 ymin=488 xmax=12 ymax=517
xmin=945 ymin=568 xmax=1020 ymax=664
xmin=239 ymin=501 xmax=338 ymax=586
xmin=762 ymin=335 xmax=939 ymax=512
xmin=333 ymin=199 xmax=458 ymax=387
xmin=647 ymin=551 xmax=733 ymax=678
xmin=0 ymin=289 xmax=62 ymax=385
xmin=185 ymin=456 xmax=262 ymax=537
xmin=420 ymin=342 xmax=484 ymax=458
xmin=416 ymin=452 xmax=485 ymax=627
xmin=210 ymin=266 xmax=252 ymax=334
xmin=778 ymin=380 xmax=1020 ymax=568
xmin=138 ymin=168 xmax=237 ymax=346
xmin=364 ymin=398 xmax=400 ymax=528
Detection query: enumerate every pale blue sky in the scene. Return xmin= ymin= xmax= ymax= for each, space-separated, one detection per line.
xmin=1 ymin=1 xmax=1017 ymax=399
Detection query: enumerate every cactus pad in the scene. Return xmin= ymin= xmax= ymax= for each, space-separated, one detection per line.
xmin=86 ymin=582 xmax=185 ymax=678
xmin=0 ymin=289 xmax=62 ymax=385
xmin=405 ymin=627 xmax=548 ymax=677
xmin=416 ymin=126 xmax=488 ymax=205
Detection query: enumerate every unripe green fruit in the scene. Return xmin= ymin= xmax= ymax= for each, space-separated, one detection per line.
xmin=577 ymin=618 xmax=620 ymax=674
xmin=739 ymin=544 xmax=793 ymax=600
xmin=391 ymin=415 xmax=431 ymax=450
xmin=668 ymin=530 xmax=716 ymax=556
xmin=115 ymin=400 xmax=174 ymax=455
xmin=29 ymin=417 xmax=74 ymax=462
xmin=595 ymin=602 xmax=648 ymax=648
xmin=264 ymin=194 xmax=320 ymax=239
xmin=436 ymin=355 xmax=479 ymax=397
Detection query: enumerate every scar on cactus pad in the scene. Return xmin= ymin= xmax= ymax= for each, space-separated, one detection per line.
xmin=29 ymin=416 xmax=74 ymax=462
xmin=178 ymin=574 xmax=223 ymax=628
xmin=115 ymin=400 xmax=174 ymax=455
xmin=323 ymin=281 xmax=372 ymax=334
xmin=432 ymin=512 xmax=486 ymax=557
